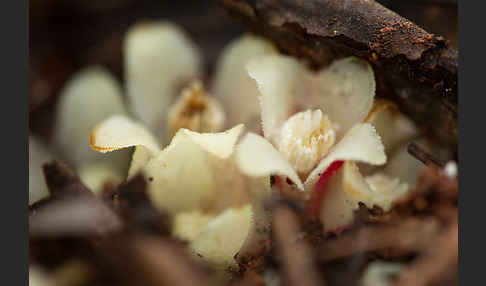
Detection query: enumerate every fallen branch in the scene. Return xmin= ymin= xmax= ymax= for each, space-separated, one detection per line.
xmin=273 ymin=206 xmax=326 ymax=286
xmin=317 ymin=218 xmax=440 ymax=262
xmin=219 ymin=0 xmax=458 ymax=151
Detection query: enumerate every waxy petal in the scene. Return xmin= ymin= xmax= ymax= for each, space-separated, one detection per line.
xmin=182 ymin=124 xmax=244 ymax=159
xmin=305 ymin=57 xmax=375 ymax=140
xmin=365 ymin=100 xmax=417 ymax=152
xmin=90 ymin=115 xmax=161 ymax=155
xmin=318 ymin=162 xmax=368 ymax=232
xmin=317 ymin=162 xmax=405 ymax=231
xmin=305 ymin=123 xmax=386 ymax=192
xmin=54 ymin=67 xmax=130 ymax=169
xmin=246 ymin=55 xmax=306 ymax=144
xmin=235 ymin=133 xmax=304 ymax=191
xmin=383 ymin=143 xmax=425 ymax=189
xmin=77 ymin=162 xmax=125 ymax=196
xmin=144 ymin=125 xmax=248 ymax=214
xmin=365 ymin=172 xmax=409 ymax=211
xmin=190 ymin=204 xmax=252 ymax=269
xmin=212 ymin=34 xmax=276 ymax=130
xmin=173 ymin=211 xmax=214 ymax=242
xmin=125 ymin=21 xmax=202 ymax=142
xmin=362 ymin=261 xmax=405 ymax=286
xmin=90 ymin=115 xmax=162 ymax=179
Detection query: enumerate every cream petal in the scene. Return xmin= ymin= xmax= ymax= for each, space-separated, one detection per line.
xmin=365 ymin=100 xmax=417 ymax=152
xmin=182 ymin=124 xmax=244 ymax=159
xmin=383 ymin=143 xmax=425 ymax=189
xmin=190 ymin=204 xmax=252 ymax=269
xmin=361 ymin=261 xmax=405 ymax=286
xmin=236 ymin=177 xmax=272 ymax=262
xmin=235 ymin=132 xmax=304 ymax=190
xmin=29 ymin=267 xmax=53 ymax=286
xmin=318 ymin=162 xmax=409 ymax=232
xmin=174 ymin=178 xmax=271 ymax=269
xmin=143 ymin=125 xmax=247 ymax=214
xmin=29 ymin=136 xmax=55 ymax=205
xmin=318 ymin=162 xmax=368 ymax=232
xmin=90 ymin=115 xmax=161 ymax=154
xmin=246 ymin=55 xmax=307 ymax=144
xmin=54 ymin=66 xmax=130 ymax=172
xmin=365 ymin=172 xmax=409 ymax=211
xmin=305 ymin=123 xmax=386 ymax=192
xmin=212 ymin=34 xmax=277 ymax=129
xmin=127 ymin=146 xmax=154 ymax=180
xmin=125 ymin=21 xmax=202 ymax=142
xmin=318 ymin=161 xmax=401 ymax=232
xmin=90 ymin=115 xmax=161 ymax=179
xmin=78 ymin=162 xmax=125 ymax=195
xmin=173 ymin=211 xmax=215 ymax=242
xmin=306 ymin=57 xmax=376 ymax=139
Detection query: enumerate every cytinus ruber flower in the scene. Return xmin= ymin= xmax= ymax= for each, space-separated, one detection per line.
xmin=235 ymin=54 xmax=423 ymax=233
xmin=91 ymin=117 xmax=271 ymax=270
xmin=29 ymin=21 xmax=275 ymax=203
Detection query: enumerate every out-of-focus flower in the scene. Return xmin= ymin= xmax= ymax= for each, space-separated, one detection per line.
xmin=361 ymin=261 xmax=404 ymax=286
xmin=124 ymin=22 xmax=202 ymax=142
xmin=211 ymin=35 xmax=277 ymax=130
xmin=235 ymin=54 xmax=422 ymax=232
xmin=29 ymin=266 xmax=53 ymax=286
xmin=53 ymin=67 xmax=131 ymax=195
xmin=91 ymin=116 xmax=271 ymax=269
xmin=167 ymin=80 xmax=226 ymax=139
xmin=46 ymin=21 xmax=275 ymax=196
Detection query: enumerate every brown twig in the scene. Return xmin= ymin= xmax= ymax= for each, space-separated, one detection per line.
xmin=394 ymin=217 xmax=458 ymax=286
xmin=317 ymin=218 xmax=441 ymax=262
xmin=29 ymin=195 xmax=122 ymax=237
xmin=273 ymin=206 xmax=326 ymax=286
xmin=219 ymin=0 xmax=458 ymax=151
xmin=407 ymin=142 xmax=446 ymax=168
xmin=29 ymin=160 xmax=94 ymax=213
xmin=113 ymin=174 xmax=172 ymax=236
xmin=42 ymin=160 xmax=94 ymax=199
xmin=95 ymin=235 xmax=211 ymax=286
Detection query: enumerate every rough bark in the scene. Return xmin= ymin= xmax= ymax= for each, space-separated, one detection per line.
xmin=220 ymin=0 xmax=458 ymax=153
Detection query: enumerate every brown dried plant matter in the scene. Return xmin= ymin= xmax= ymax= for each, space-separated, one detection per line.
xmin=272 ymin=205 xmax=326 ymax=286
xmin=29 ymin=160 xmax=457 ymax=286
xmin=316 ymin=165 xmax=457 ymax=285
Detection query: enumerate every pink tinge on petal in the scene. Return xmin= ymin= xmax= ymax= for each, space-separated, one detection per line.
xmin=330 ymin=224 xmax=351 ymax=236
xmin=307 ymin=160 xmax=345 ymax=218
xmin=257 ymin=125 xmax=264 ymax=136
xmin=271 ymin=175 xmax=283 ymax=193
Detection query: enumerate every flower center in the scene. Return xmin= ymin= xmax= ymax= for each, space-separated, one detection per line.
xmin=278 ymin=109 xmax=336 ymax=179
xmin=167 ymin=80 xmax=225 ymax=139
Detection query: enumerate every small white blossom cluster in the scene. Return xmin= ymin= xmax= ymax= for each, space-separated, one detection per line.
xmin=29 ymin=21 xmax=426 ymax=271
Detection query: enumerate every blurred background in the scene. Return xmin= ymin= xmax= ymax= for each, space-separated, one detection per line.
xmin=29 ymin=1 xmax=245 ymax=140
xmin=29 ymin=0 xmax=457 ymax=140
xmin=29 ymin=2 xmax=458 ymax=285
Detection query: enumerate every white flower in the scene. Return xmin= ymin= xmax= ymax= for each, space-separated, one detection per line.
xmin=235 ymin=54 xmax=423 ymax=233
xmin=91 ymin=116 xmax=271 ymax=269
xmin=53 ymin=67 xmax=131 ymax=195
xmin=361 ymin=261 xmax=404 ymax=286
xmin=211 ymin=34 xmax=277 ymax=130
xmin=47 ymin=21 xmax=274 ymax=196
